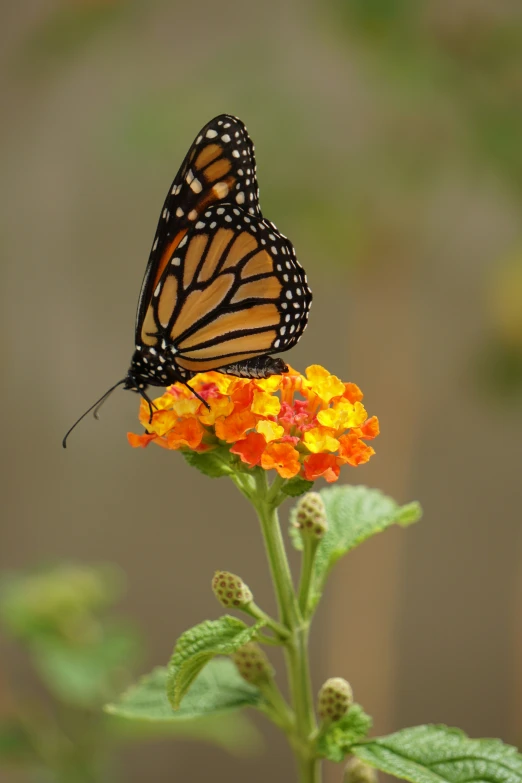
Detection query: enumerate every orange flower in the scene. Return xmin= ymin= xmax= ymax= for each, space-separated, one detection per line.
xmin=128 ymin=365 xmax=378 ymax=483
xmin=338 ymin=433 xmax=375 ymax=466
xmin=261 ymin=443 xmax=301 ymax=479
xmin=231 ymin=432 xmax=267 ymax=466
xmin=166 ymin=418 xmax=205 ymax=450
xmin=303 ymin=454 xmax=340 ymax=483
xmin=127 ymin=432 xmax=156 ymax=448
xmin=215 ymin=409 xmax=258 ymax=443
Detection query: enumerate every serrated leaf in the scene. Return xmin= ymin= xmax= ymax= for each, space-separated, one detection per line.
xmin=106 ymin=662 xmax=261 ymax=755
xmin=182 ymin=449 xmax=233 ymax=478
xmin=353 ymin=725 xmax=522 ymax=783
xmin=167 ymin=616 xmax=264 ymax=709
xmin=107 ymin=660 xmax=260 ymax=721
xmin=317 ymin=704 xmax=372 ymax=762
xmin=281 ymin=478 xmax=314 ymax=497
xmin=290 ymin=486 xmax=422 ymax=609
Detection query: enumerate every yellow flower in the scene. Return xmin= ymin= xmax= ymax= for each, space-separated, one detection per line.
xmin=251 ymin=391 xmax=281 ymax=417
xmin=317 ymin=400 xmax=367 ymax=430
xmin=303 ymin=365 xmax=345 ymax=404
xmin=256 ymin=420 xmax=285 ymax=442
xmin=303 ymin=427 xmax=340 ymax=454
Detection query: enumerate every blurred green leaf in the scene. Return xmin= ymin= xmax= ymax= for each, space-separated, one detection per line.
xmin=33 ymin=623 xmax=141 ymax=708
xmin=0 ymin=720 xmax=36 ymax=763
xmin=353 ymin=725 xmax=522 ymax=783
xmin=0 ymin=564 xmax=124 ymax=643
xmin=167 ymin=617 xmax=264 ymax=709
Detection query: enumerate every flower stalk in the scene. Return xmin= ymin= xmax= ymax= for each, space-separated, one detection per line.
xmin=251 ymin=469 xmax=320 ymax=782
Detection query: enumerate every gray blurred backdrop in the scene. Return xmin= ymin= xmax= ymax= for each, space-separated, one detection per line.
xmin=2 ymin=1 xmax=522 ymax=781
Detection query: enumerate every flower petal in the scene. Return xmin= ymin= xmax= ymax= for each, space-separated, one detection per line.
xmin=304 ymin=365 xmax=345 ymax=403
xmin=261 ymin=442 xmax=301 ymax=479
xmin=166 ymin=418 xmax=205 ymax=450
xmin=251 ymin=391 xmax=281 ymax=417
xmin=215 ymin=409 xmax=258 ymax=443
xmin=127 ymin=432 xmax=157 ymax=448
xmin=303 ymin=427 xmax=340 ymax=454
xmin=303 ymin=453 xmax=340 ymax=483
xmin=256 ymin=420 xmax=285 ymax=442
xmin=231 ymin=432 xmax=267 ymax=466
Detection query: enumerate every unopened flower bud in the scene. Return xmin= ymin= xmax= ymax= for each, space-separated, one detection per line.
xmin=212 ymin=571 xmax=253 ymax=609
xmin=232 ymin=642 xmax=274 ymax=686
xmin=295 ymin=492 xmax=328 ymax=540
xmin=344 ymin=758 xmax=378 ymax=783
xmin=317 ymin=677 xmax=353 ymax=722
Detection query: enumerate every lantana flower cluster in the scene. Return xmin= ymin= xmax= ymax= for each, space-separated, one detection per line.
xmin=128 ymin=365 xmax=379 ymax=483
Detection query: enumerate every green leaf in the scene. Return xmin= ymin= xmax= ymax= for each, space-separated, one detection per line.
xmin=107 ymin=660 xmax=260 ymax=720
xmin=290 ymin=486 xmax=422 ymax=608
xmin=281 ymin=477 xmax=314 ymax=497
xmin=106 ymin=662 xmax=261 ymax=755
xmin=0 ymin=563 xmax=123 ymax=642
xmin=167 ymin=616 xmax=264 ymax=709
xmin=182 ymin=448 xmax=233 ymax=478
xmin=317 ymin=704 xmax=372 ymax=762
xmin=0 ymin=720 xmax=35 ymax=763
xmin=33 ymin=624 xmax=141 ymax=707
xmin=353 ymin=725 xmax=522 ymax=783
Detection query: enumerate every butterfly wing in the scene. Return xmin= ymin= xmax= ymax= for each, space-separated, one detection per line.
xmin=135 ymin=114 xmax=261 ymax=342
xmin=142 ymin=204 xmax=312 ymax=377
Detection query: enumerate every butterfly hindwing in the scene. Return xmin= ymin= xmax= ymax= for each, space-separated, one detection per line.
xmin=141 ymin=204 xmax=312 ymax=375
xmin=135 ymin=114 xmax=261 ymax=341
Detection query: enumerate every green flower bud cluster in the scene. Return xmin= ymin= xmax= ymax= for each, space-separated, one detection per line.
xmin=317 ymin=677 xmax=353 ymax=722
xmin=212 ymin=571 xmax=253 ymax=609
xmin=295 ymin=492 xmax=328 ymax=540
xmin=232 ymin=642 xmax=274 ymax=685
xmin=344 ymin=758 xmax=378 ymax=783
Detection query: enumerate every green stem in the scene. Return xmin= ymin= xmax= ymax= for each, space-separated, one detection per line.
xmin=250 ymin=469 xmax=320 ymax=783
xmin=253 ymin=470 xmax=300 ymax=628
xmin=297 ymin=539 xmax=317 ymax=617
xmin=245 ymin=602 xmax=290 ymax=641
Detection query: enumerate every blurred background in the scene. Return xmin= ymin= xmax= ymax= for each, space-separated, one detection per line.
xmin=2 ymin=0 xmax=522 ymax=781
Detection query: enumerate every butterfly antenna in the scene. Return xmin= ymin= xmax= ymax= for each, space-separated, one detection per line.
xmin=62 ymin=379 xmax=127 ymax=448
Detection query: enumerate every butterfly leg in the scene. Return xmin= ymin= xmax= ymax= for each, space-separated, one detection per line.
xmin=138 ymin=389 xmax=159 ymax=423
xmin=219 ymin=355 xmax=289 ymax=379
xmin=179 ymin=379 xmax=211 ymax=410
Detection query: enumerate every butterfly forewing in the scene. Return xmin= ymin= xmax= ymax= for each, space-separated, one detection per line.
xmin=135 ymin=114 xmax=261 ymax=340
xmin=142 ymin=204 xmax=312 ymax=374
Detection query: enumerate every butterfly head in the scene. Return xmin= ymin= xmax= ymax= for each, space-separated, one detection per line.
xmin=125 ymin=344 xmax=189 ymax=393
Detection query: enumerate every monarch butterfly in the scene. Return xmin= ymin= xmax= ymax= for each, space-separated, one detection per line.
xmin=63 ymin=114 xmax=312 ymax=447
